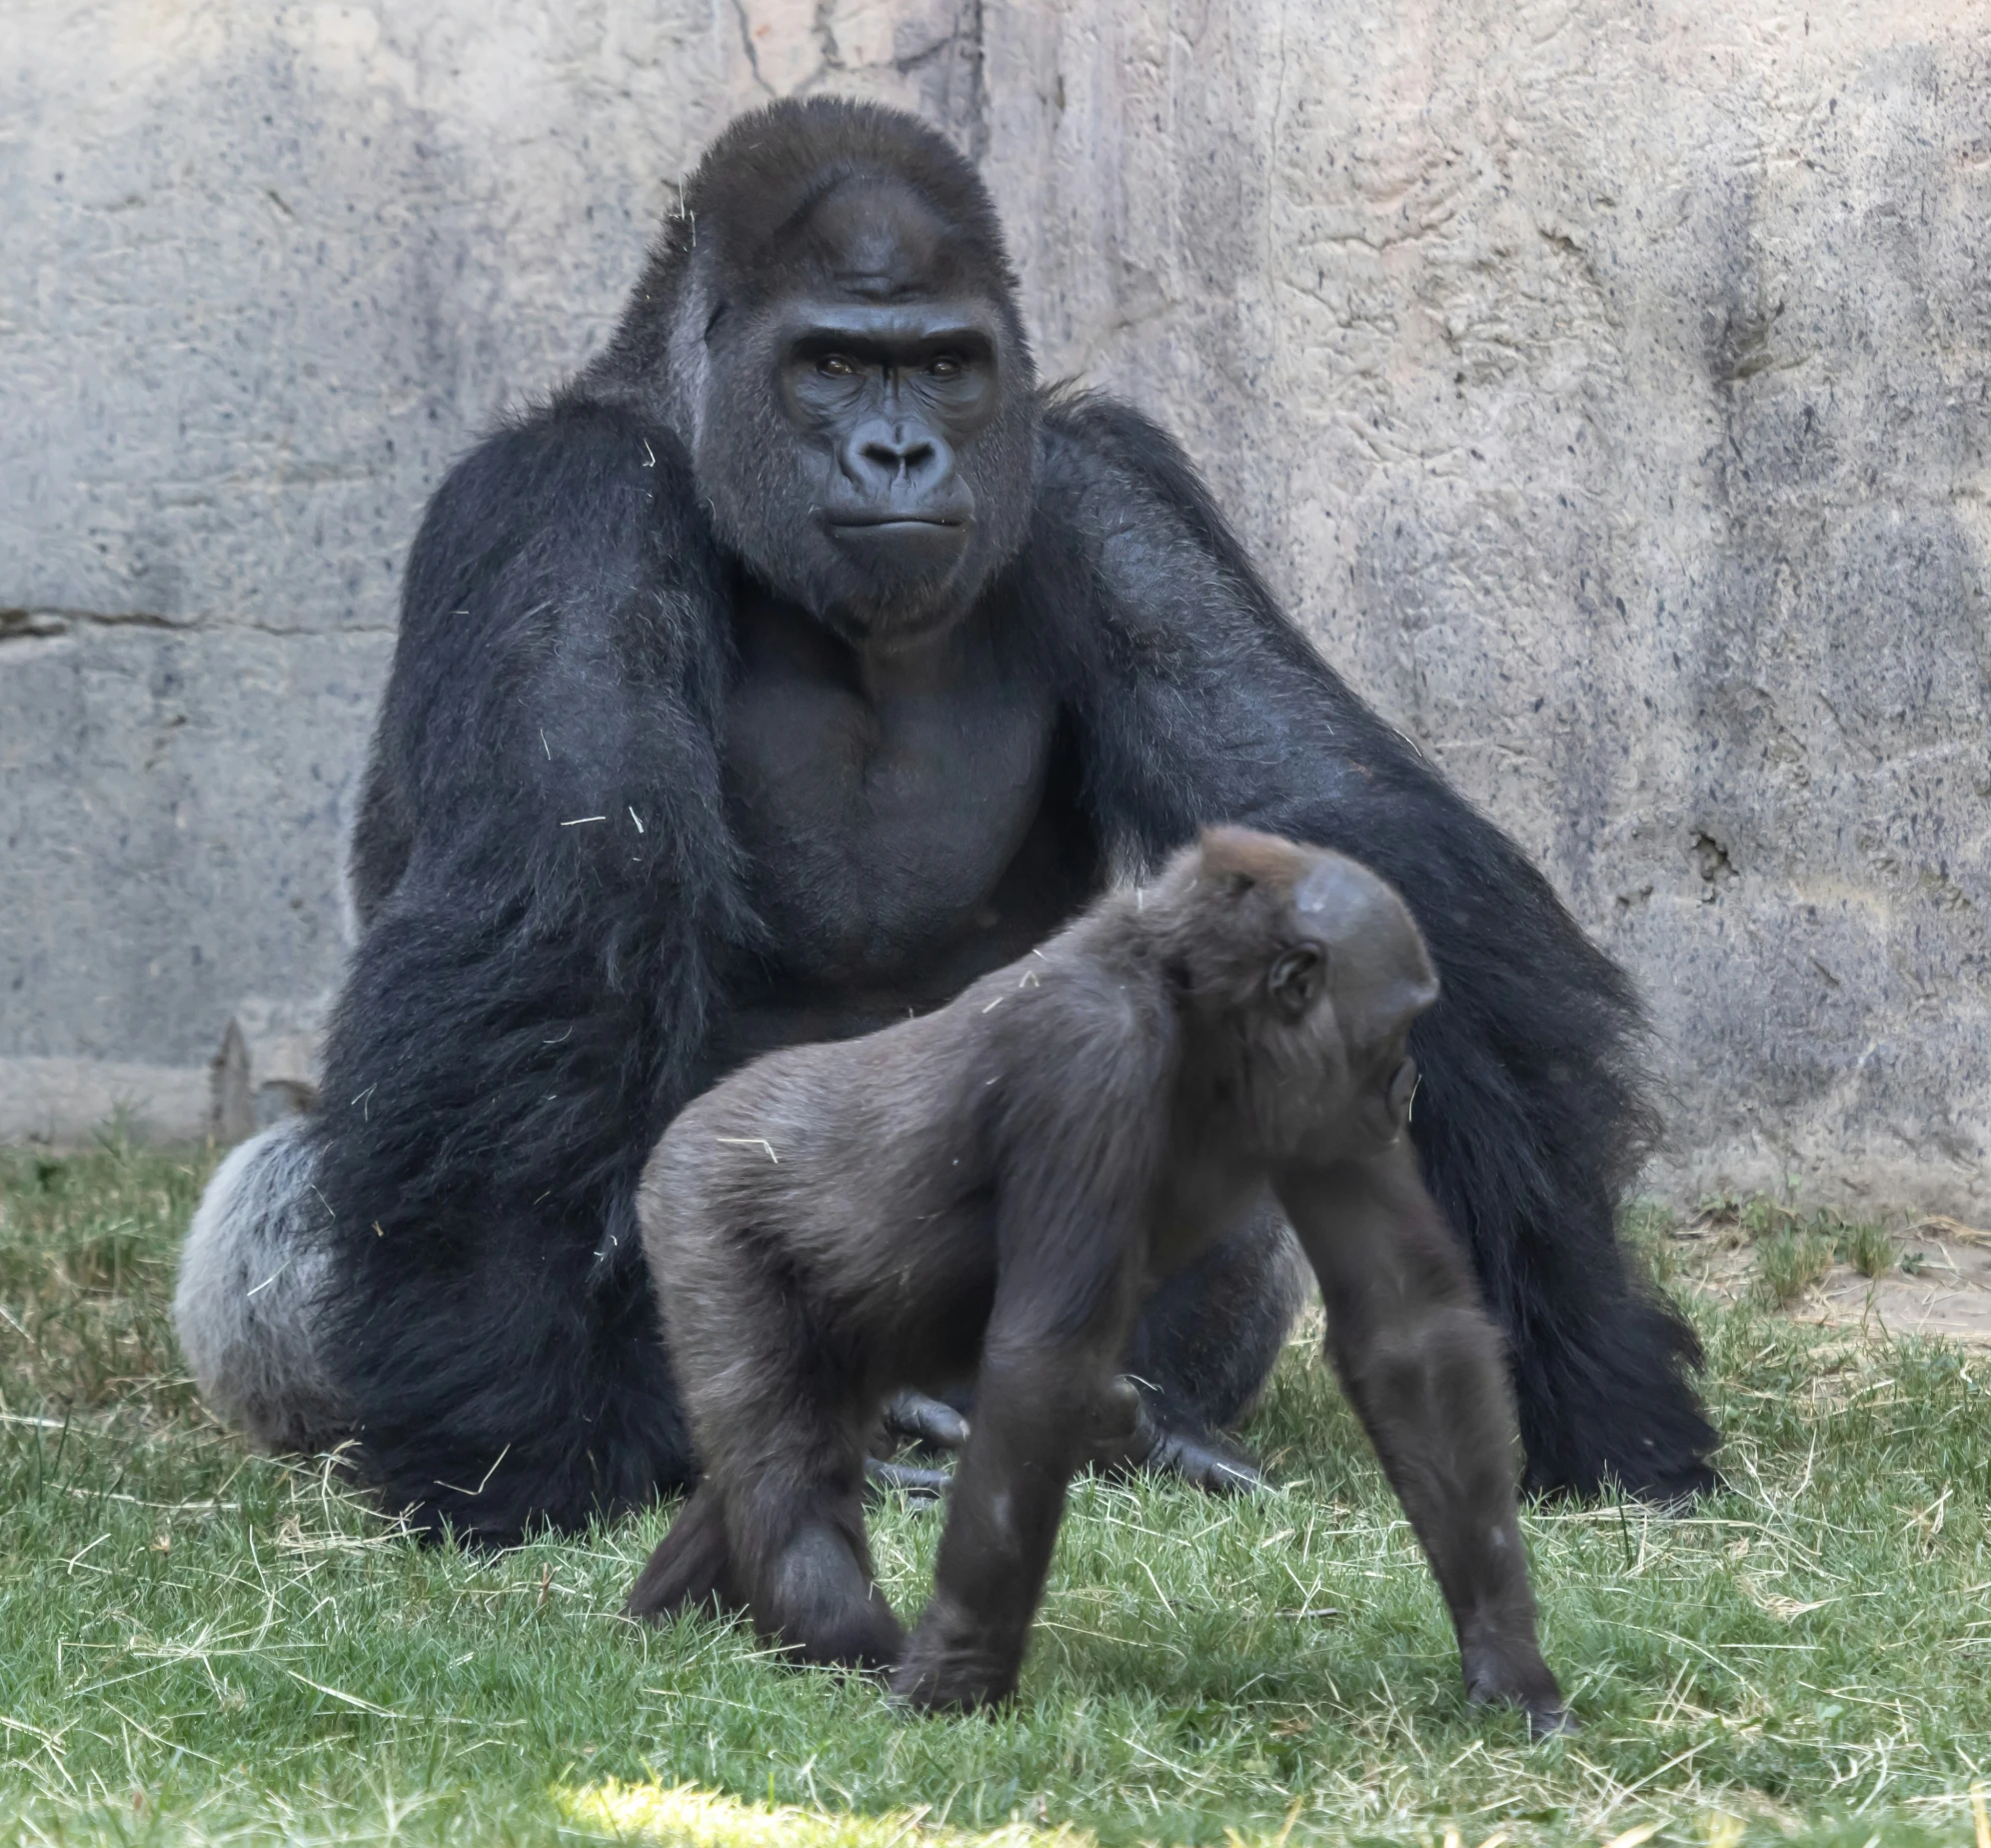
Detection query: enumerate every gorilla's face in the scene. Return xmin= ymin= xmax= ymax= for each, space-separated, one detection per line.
xmin=690 ymin=181 xmax=1037 ymax=651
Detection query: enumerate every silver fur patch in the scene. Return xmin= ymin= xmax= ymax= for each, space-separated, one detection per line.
xmin=173 ymin=1120 xmax=350 ymax=1454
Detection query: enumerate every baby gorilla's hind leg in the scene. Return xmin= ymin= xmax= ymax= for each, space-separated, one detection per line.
xmin=729 ymin=1395 xmax=905 ymax=1669
xmin=706 ymin=1333 xmax=904 ymax=1668
xmin=626 ymin=1482 xmax=740 ymax=1622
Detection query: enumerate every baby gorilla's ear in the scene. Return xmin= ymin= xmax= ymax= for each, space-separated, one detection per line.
xmin=1267 ymin=942 xmax=1325 ymax=1020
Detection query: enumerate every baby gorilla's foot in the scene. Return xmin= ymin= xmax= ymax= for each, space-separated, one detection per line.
xmin=757 ymin=1525 xmax=906 ymax=1670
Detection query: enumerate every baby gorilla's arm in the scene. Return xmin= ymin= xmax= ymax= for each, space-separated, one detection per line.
xmin=1276 ymin=1139 xmax=1569 ymax=1737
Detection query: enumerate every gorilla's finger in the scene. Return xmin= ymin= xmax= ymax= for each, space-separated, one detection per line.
xmin=1082 ymin=1393 xmax=1263 ymax=1493
xmin=1144 ymin=1427 xmax=1266 ymax=1495
xmin=881 ymin=1389 xmax=971 ymax=1452
xmin=865 ymin=1456 xmax=952 ymax=1502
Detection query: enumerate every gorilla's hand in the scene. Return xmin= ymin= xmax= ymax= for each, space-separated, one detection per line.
xmin=1101 ymin=1386 xmax=1264 ymax=1494
xmin=864 ymin=1455 xmax=951 ymax=1501
xmin=1142 ymin=1422 xmax=1266 ymax=1494
xmin=880 ymin=1388 xmax=972 ymax=1453
xmin=866 ymin=1391 xmax=970 ymax=1503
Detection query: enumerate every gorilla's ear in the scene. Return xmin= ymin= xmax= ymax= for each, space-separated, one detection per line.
xmin=1267 ymin=943 xmax=1325 ymax=1020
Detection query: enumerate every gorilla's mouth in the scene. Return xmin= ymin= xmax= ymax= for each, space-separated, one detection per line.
xmin=828 ymin=516 xmax=972 ymax=574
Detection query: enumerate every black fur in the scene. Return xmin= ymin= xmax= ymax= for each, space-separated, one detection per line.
xmin=307 ymin=97 xmax=1714 ymax=1543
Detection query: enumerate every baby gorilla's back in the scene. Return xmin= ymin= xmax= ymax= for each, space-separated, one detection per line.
xmin=646 ymin=1024 xmax=1005 ymax=1394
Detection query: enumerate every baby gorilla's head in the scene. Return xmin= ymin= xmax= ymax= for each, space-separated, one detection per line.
xmin=1147 ymin=828 xmax=1439 ymax=1162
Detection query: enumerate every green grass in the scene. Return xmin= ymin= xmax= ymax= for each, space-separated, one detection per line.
xmin=1839 ymin=1223 xmax=1900 ymax=1282
xmin=1754 ymin=1229 xmax=1838 ymax=1308
xmin=3 ymin=1144 xmax=1990 ymax=1846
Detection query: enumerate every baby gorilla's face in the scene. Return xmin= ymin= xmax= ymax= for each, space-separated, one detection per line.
xmin=1224 ymin=844 xmax=1439 ymax=1165
xmin=1145 ymin=829 xmax=1438 ymax=1165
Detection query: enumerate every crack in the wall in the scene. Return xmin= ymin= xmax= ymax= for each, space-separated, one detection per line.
xmin=0 ymin=609 xmax=394 ymax=644
xmin=725 ymin=2 xmax=986 ymax=155
xmin=813 ymin=0 xmax=842 ymax=75
xmin=730 ymin=0 xmax=778 ymax=97
xmin=962 ymin=0 xmax=988 ymax=161
xmin=3 ymin=607 xmax=181 ymax=638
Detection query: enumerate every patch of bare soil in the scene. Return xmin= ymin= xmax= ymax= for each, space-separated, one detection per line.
xmin=1673 ymin=1215 xmax=1991 ymax=1348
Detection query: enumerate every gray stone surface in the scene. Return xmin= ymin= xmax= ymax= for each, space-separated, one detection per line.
xmin=4 ymin=1 xmax=1987 ymax=1211
xmin=981 ymin=1 xmax=1991 ymax=1214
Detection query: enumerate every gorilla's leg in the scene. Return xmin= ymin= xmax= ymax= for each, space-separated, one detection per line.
xmin=174 ymin=1121 xmax=351 ymax=1454
xmin=1119 ymin=1198 xmax=1309 ymax=1490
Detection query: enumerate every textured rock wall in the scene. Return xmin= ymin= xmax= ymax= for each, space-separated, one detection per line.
xmin=4 ymin=1 xmax=1987 ymax=1212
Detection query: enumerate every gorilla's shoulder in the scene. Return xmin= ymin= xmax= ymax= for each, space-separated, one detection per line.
xmin=402 ymin=394 xmax=719 ymax=652
xmin=1033 ymin=388 xmax=1246 ymax=570
xmin=1036 ymin=388 xmax=1182 ymax=498
xmin=420 ymin=395 xmax=697 ymax=556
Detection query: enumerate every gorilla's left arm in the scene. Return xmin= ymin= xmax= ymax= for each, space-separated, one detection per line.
xmin=1031 ymin=391 xmax=1717 ymax=1502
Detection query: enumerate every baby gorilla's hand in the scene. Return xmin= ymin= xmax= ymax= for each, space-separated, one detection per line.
xmin=890 ymin=1591 xmax=1019 ymax=1713
xmin=1461 ymin=1624 xmax=1573 ymax=1739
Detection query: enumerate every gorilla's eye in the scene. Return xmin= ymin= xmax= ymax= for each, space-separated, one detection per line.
xmin=817 ymin=354 xmax=860 ymax=378
xmin=928 ymin=354 xmax=964 ymax=379
xmin=1267 ymin=943 xmax=1325 ymax=1021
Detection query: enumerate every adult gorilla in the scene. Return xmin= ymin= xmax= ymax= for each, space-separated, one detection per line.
xmin=176 ymin=98 xmax=1716 ymax=1542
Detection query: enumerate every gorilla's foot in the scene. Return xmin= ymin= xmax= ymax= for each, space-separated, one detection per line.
xmin=174 ymin=1120 xmax=351 ymax=1455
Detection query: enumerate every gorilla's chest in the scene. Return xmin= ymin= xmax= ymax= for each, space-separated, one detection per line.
xmin=720 ymin=598 xmax=1067 ymax=995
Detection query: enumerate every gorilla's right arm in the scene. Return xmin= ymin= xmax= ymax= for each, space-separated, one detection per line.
xmin=313 ymin=399 xmax=748 ymax=1539
xmin=1024 ymin=392 xmax=1718 ymax=1508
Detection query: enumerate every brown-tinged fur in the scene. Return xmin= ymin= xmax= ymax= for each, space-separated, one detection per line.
xmin=628 ymin=827 xmax=1566 ymax=1732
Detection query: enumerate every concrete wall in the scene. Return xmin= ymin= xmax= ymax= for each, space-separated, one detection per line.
xmin=4 ymin=1 xmax=1986 ymax=1211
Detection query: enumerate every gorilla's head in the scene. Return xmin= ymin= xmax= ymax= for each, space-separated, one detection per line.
xmin=598 ymin=99 xmax=1039 ymax=651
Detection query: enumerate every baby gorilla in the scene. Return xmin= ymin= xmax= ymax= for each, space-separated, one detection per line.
xmin=627 ymin=828 xmax=1566 ymax=1732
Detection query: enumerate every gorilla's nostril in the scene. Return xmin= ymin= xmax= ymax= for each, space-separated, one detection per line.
xmin=861 ymin=440 xmax=934 ymax=481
